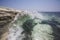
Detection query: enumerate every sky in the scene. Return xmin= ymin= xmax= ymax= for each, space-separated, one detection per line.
xmin=0 ymin=0 xmax=60 ymax=12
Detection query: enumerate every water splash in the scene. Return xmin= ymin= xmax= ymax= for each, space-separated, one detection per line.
xmin=7 ymin=11 xmax=60 ymax=40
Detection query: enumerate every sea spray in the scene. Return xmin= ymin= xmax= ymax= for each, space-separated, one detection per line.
xmin=8 ymin=12 xmax=33 ymax=40
xmin=8 ymin=11 xmax=60 ymax=40
xmin=8 ymin=13 xmax=24 ymax=40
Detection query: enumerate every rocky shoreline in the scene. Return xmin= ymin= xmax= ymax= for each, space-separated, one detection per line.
xmin=0 ymin=7 xmax=21 ymax=40
xmin=0 ymin=7 xmax=60 ymax=40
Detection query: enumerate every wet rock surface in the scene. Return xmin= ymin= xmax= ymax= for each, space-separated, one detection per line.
xmin=0 ymin=7 xmax=19 ymax=40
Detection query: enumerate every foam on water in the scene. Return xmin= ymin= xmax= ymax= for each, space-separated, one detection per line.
xmin=7 ymin=11 xmax=60 ymax=40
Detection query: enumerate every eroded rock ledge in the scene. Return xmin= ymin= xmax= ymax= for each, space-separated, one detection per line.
xmin=0 ymin=7 xmax=22 ymax=40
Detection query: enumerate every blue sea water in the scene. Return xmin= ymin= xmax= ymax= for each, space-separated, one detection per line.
xmin=39 ymin=12 xmax=60 ymax=17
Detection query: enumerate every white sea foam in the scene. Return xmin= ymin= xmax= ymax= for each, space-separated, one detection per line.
xmin=7 ymin=11 xmax=59 ymax=40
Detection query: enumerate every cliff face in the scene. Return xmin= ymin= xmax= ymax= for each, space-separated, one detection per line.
xmin=0 ymin=7 xmax=21 ymax=40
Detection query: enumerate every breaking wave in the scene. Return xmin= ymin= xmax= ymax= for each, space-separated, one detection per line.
xmin=8 ymin=11 xmax=60 ymax=40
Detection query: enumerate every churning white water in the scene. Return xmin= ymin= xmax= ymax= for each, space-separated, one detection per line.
xmin=7 ymin=11 xmax=60 ymax=40
xmin=8 ymin=13 xmax=25 ymax=40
